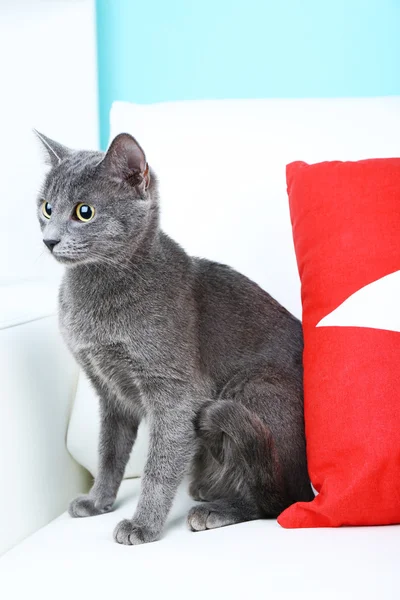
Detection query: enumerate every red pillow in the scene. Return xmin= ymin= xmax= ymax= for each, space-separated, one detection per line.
xmin=278 ymin=159 xmax=400 ymax=528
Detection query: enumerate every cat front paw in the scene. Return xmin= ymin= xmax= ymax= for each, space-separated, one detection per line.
xmin=68 ymin=494 xmax=113 ymax=518
xmin=113 ymin=519 xmax=159 ymax=545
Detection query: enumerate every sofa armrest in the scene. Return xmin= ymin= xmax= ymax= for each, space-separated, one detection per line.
xmin=0 ymin=280 xmax=91 ymax=555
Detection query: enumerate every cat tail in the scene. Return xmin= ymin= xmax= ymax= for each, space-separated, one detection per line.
xmin=195 ymin=400 xmax=289 ymax=516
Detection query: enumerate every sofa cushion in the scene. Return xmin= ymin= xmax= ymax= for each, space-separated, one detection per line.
xmin=0 ymin=479 xmax=399 ymax=599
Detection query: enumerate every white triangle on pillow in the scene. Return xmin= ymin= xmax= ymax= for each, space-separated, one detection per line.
xmin=317 ymin=270 xmax=400 ymax=333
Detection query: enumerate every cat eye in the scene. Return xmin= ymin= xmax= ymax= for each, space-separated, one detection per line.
xmin=42 ymin=201 xmax=52 ymax=219
xmin=75 ymin=203 xmax=95 ymax=222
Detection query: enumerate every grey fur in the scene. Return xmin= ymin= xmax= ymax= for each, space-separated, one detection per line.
xmin=36 ymin=132 xmax=313 ymax=545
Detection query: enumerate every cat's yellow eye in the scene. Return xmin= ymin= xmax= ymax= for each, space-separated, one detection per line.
xmin=42 ymin=201 xmax=52 ymax=219
xmin=75 ymin=203 xmax=95 ymax=222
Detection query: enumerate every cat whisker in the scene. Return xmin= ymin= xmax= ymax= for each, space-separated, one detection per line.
xmin=31 ymin=249 xmax=46 ymax=266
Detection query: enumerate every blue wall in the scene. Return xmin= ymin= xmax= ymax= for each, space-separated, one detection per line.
xmin=96 ymin=0 xmax=400 ymax=148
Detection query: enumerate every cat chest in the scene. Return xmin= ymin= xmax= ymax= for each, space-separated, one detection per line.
xmin=60 ymin=309 xmax=165 ymax=397
xmin=76 ymin=342 xmax=179 ymax=416
xmin=60 ymin=292 xmax=140 ymax=346
xmin=85 ymin=345 xmax=144 ymax=402
xmin=59 ymin=291 xmax=181 ymax=361
xmin=59 ymin=288 xmax=193 ymax=405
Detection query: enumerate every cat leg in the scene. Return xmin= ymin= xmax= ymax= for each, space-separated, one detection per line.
xmin=218 ymin=367 xmax=314 ymax=505
xmin=188 ymin=401 xmax=265 ymax=531
xmin=113 ymin=383 xmax=198 ymax=545
xmin=188 ymin=399 xmax=289 ymax=528
xmin=69 ymin=377 xmax=139 ymax=518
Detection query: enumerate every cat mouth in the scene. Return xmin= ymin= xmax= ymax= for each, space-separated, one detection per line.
xmin=50 ymin=242 xmax=91 ymax=265
xmin=52 ymin=251 xmax=88 ymax=265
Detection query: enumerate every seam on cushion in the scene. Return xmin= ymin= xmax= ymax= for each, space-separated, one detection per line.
xmin=0 ymin=313 xmax=57 ymax=331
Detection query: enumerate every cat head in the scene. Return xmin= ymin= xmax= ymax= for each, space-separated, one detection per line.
xmin=35 ymin=132 xmax=159 ymax=266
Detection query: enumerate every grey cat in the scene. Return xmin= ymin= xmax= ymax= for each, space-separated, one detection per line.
xmin=36 ymin=131 xmax=313 ymax=545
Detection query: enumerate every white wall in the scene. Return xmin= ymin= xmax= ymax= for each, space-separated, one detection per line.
xmin=0 ymin=0 xmax=98 ymax=281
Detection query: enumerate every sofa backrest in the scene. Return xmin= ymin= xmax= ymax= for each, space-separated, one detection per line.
xmin=67 ymin=97 xmax=400 ymax=479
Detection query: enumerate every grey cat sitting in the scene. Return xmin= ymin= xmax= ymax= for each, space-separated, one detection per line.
xmin=36 ymin=131 xmax=313 ymax=545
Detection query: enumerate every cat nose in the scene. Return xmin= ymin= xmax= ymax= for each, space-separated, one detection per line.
xmin=43 ymin=239 xmax=60 ymax=252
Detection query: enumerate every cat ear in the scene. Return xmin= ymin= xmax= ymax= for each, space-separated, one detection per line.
xmin=34 ymin=130 xmax=70 ymax=167
xmin=100 ymin=133 xmax=150 ymax=190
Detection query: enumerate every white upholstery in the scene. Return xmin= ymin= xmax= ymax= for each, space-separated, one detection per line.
xmin=2 ymin=98 xmax=400 ymax=595
xmin=0 ymin=479 xmax=399 ymax=599
xmin=0 ymin=278 xmax=59 ymax=328
xmin=68 ymin=96 xmax=400 ymax=479
xmin=0 ymin=280 xmax=90 ymax=555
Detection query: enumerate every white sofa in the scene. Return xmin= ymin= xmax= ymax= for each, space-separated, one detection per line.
xmin=1 ymin=98 xmax=400 ymax=599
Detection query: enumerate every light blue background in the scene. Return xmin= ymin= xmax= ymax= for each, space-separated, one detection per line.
xmin=96 ymin=0 xmax=400 ymax=148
